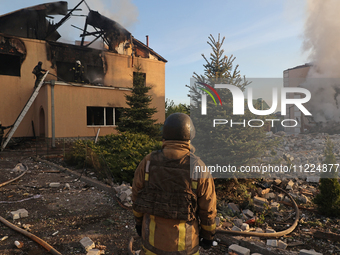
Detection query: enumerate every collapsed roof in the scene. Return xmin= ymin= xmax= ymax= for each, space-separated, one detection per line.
xmin=0 ymin=1 xmax=166 ymax=62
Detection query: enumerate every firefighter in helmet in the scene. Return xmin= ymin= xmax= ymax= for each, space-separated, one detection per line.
xmin=32 ymin=61 xmax=46 ymax=88
xmin=132 ymin=113 xmax=217 ymax=254
xmin=72 ymin=60 xmax=85 ymax=83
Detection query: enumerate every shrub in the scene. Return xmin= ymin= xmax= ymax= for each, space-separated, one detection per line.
xmin=313 ymin=137 xmax=340 ymax=217
xmin=65 ymin=132 xmax=162 ymax=184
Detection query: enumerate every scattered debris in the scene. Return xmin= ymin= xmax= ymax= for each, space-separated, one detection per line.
xmin=114 ymin=183 xmax=133 ymax=207
xmin=87 ymin=249 xmax=101 ymax=255
xmin=228 ymin=244 xmax=250 ymax=255
xmin=10 ymin=209 xmax=28 ymax=220
xmin=14 ymin=240 xmax=23 ymax=248
xmin=299 ymin=249 xmax=323 ymax=255
xmin=266 ymin=239 xmax=278 ymax=247
xmin=80 ymin=237 xmax=95 ymax=252
xmin=228 ymin=202 xmax=240 ymax=213
xmin=52 ymin=231 xmax=59 ymax=236
xmin=231 ymin=226 xmax=242 ymax=232
xmin=253 ymin=196 xmax=268 ymax=205
xmin=0 ymin=194 xmax=41 ymax=204
xmin=49 ymin=182 xmax=61 ymax=188
xmin=278 ymin=240 xmax=288 ymax=250
xmin=1 ymin=236 xmax=8 ymax=241
xmin=313 ymin=230 xmax=340 ymax=242
xmin=242 ymin=209 xmax=254 ymax=218
xmin=22 ymin=224 xmax=31 ymax=232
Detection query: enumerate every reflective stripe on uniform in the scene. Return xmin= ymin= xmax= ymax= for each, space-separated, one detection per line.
xmin=201 ymin=223 xmax=216 ymax=231
xmin=146 ymin=160 xmax=150 ymax=172
xmin=133 ymin=210 xmax=143 ymax=218
xmin=191 ymin=181 xmax=197 ymax=190
xmin=178 ymin=220 xmax=186 ymax=251
xmin=145 ymin=160 xmax=151 ymax=181
xmin=149 ymin=215 xmax=156 ymax=246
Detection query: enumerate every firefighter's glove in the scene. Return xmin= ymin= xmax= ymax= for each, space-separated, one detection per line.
xmin=199 ymin=238 xmax=213 ymax=250
xmin=136 ymin=225 xmax=142 ymax=237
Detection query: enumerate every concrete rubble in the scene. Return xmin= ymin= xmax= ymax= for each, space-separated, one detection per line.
xmin=299 ymin=250 xmax=323 ymax=255
xmin=80 ymin=237 xmax=95 ymax=252
xmin=49 ymin=182 xmax=61 ymax=188
xmin=10 ymin=209 xmax=28 ymax=220
xmin=266 ymin=239 xmax=277 ymax=247
xmin=228 ymin=244 xmax=250 ymax=255
xmin=277 ymin=240 xmax=288 ymax=249
xmin=79 ymin=236 xmax=106 ymax=255
xmin=215 ymin=133 xmax=338 ymax=254
xmin=114 ymin=183 xmax=133 ymax=207
xmin=264 ymin=132 xmax=340 ymax=178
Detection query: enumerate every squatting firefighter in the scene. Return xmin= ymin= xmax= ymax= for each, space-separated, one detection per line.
xmin=32 ymin=61 xmax=46 ymax=88
xmin=132 ymin=113 xmax=217 ymax=255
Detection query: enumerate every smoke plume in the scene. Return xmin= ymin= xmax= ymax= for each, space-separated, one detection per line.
xmin=301 ymin=0 xmax=340 ymax=122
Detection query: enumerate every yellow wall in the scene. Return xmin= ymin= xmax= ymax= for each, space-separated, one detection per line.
xmin=0 ymin=37 xmax=165 ymax=138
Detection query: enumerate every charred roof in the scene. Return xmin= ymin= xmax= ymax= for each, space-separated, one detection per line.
xmin=0 ymin=1 xmax=166 ymax=62
xmin=0 ymin=1 xmax=68 ymax=41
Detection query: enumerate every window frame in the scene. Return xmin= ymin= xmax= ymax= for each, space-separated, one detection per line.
xmin=86 ymin=106 xmax=121 ymax=127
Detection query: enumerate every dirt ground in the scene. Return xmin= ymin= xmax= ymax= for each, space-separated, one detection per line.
xmin=2 ymin=147 xmax=340 ymax=255
xmin=0 ymin=152 xmax=229 ymax=255
xmin=0 ymin=153 xmax=137 ymax=255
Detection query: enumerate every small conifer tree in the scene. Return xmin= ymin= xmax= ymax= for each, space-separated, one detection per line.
xmin=314 ymin=137 xmax=340 ymax=216
xmin=188 ymin=34 xmax=277 ymax=170
xmin=117 ymin=64 xmax=159 ymax=137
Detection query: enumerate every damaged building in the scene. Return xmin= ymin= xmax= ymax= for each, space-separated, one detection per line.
xmin=283 ymin=64 xmax=312 ymax=135
xmin=0 ymin=1 xmax=166 ymax=142
xmin=283 ymin=63 xmax=340 ymax=135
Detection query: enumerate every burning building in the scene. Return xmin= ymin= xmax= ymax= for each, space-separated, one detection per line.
xmin=0 ymin=1 xmax=166 ymax=143
xmin=284 ymin=1 xmax=340 ymax=135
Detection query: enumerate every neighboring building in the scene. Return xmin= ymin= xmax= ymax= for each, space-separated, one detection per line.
xmin=283 ymin=63 xmax=312 ymax=134
xmin=0 ymin=1 xmax=166 ymax=141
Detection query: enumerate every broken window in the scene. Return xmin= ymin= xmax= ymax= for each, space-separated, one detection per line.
xmin=87 ymin=107 xmax=122 ymax=126
xmin=50 ymin=42 xmax=106 ymax=85
xmin=0 ymin=53 xmax=21 ymax=76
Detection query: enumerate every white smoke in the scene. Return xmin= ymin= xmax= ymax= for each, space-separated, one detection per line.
xmin=301 ymin=0 xmax=340 ymax=122
xmin=84 ymin=0 xmax=138 ymax=28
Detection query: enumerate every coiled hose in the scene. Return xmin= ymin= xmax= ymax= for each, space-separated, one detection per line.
xmin=216 ymin=185 xmax=300 ymax=238
xmin=127 ymin=185 xmax=300 ymax=254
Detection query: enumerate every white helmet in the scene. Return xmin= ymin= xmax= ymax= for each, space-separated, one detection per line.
xmin=76 ymin=60 xmax=81 ymax=65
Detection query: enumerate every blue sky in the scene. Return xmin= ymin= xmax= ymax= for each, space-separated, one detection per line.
xmin=1 ymin=0 xmax=308 ymax=105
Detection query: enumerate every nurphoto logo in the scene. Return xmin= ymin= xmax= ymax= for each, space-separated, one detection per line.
xmin=197 ymin=82 xmax=312 ymax=128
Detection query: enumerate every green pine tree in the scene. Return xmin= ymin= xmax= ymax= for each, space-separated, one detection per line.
xmin=165 ymin=99 xmax=190 ymax=118
xmin=187 ymin=34 xmax=277 ymax=175
xmin=314 ymin=137 xmax=340 ymax=216
xmin=117 ymin=64 xmax=159 ymax=137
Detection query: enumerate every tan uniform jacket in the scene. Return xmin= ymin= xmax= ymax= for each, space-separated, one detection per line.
xmin=132 ymin=140 xmax=217 ymax=255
